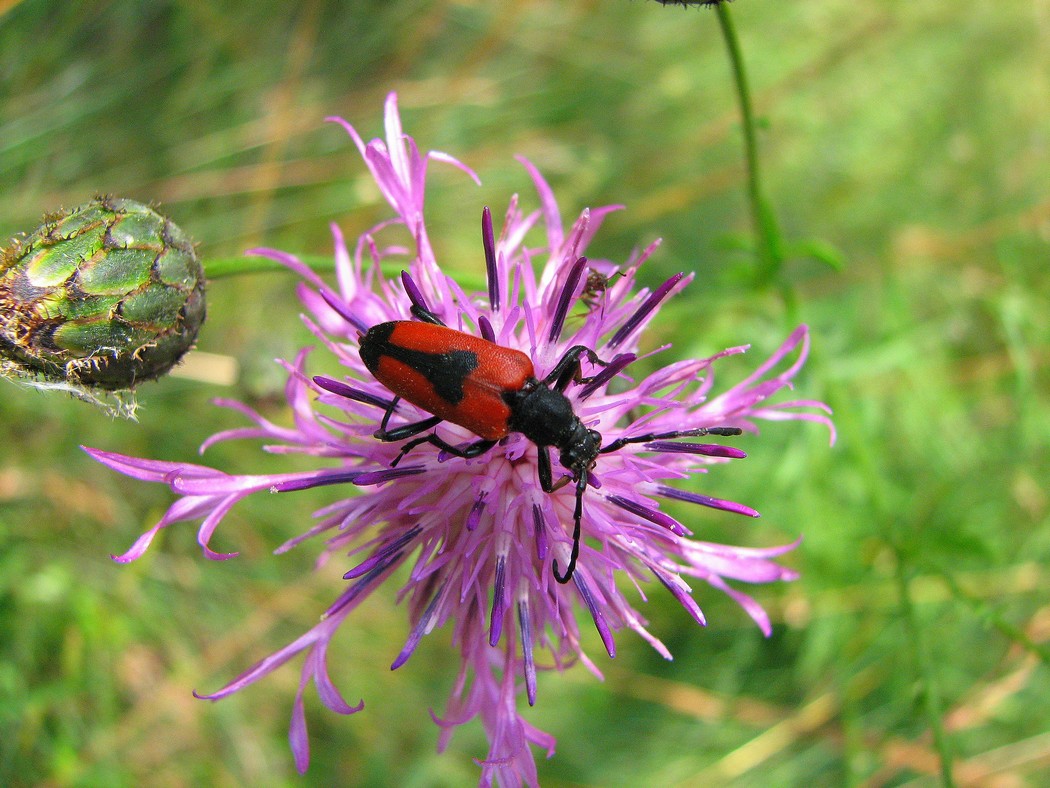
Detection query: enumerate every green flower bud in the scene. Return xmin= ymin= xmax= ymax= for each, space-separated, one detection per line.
xmin=1 ymin=197 xmax=206 ymax=394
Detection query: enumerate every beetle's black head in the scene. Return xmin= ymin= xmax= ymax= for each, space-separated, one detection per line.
xmin=558 ymin=425 xmax=602 ymax=477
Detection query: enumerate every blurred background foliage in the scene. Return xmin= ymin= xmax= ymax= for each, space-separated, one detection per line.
xmin=1 ymin=0 xmax=1048 ymax=785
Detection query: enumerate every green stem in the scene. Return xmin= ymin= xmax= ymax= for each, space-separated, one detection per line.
xmin=942 ymin=572 xmax=1050 ymax=664
xmin=894 ymin=559 xmax=956 ymax=787
xmin=203 ymin=254 xmax=488 ymax=294
xmin=836 ymin=396 xmax=957 ymax=785
xmin=715 ymin=4 xmax=784 ymax=290
xmin=203 ymin=254 xmax=334 ymax=279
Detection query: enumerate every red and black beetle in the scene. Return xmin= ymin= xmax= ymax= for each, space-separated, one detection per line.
xmin=356 ymin=302 xmax=741 ymax=584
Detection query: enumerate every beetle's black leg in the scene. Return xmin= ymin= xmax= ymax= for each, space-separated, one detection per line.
xmin=377 ymin=395 xmax=400 ymax=433
xmin=384 ymin=431 xmax=497 ymax=467
xmin=599 ymin=426 xmax=743 ymax=454
xmin=536 ymin=446 xmax=572 ymax=493
xmin=374 ymin=395 xmax=442 ymax=465
xmin=410 ymin=304 xmax=446 ymax=326
xmin=375 ymin=394 xmax=443 ymax=442
xmin=537 ymin=445 xmax=553 ymax=492
xmin=373 ymin=411 xmax=440 ymax=466
xmin=376 ymin=418 xmax=444 ymax=442
xmin=539 ymin=446 xmax=581 ymax=582
xmin=374 ymin=394 xmax=497 ymax=465
xmin=552 ymin=471 xmax=588 ymax=584
xmin=419 ymin=433 xmax=496 ymax=459
xmin=543 ymin=345 xmax=610 ymax=392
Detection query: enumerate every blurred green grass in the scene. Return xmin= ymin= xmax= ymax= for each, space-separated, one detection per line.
xmin=2 ymin=0 xmax=1048 ymax=785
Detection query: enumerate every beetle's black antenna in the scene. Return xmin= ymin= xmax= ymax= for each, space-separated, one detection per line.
xmin=552 ymin=471 xmax=588 ymax=584
xmin=600 ymin=426 xmax=742 ymax=454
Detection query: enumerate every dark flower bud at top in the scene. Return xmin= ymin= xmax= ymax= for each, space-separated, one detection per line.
xmin=650 ymin=0 xmax=732 ymax=7
xmin=0 ymin=197 xmax=206 ymax=395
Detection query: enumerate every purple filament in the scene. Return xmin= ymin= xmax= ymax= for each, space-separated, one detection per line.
xmin=656 ymin=485 xmax=760 ymax=518
xmin=547 ymin=256 xmax=587 ymax=343
xmin=482 ymin=207 xmax=499 ymax=312
xmin=609 ymin=273 xmax=684 ymax=348
xmin=489 ymin=555 xmax=506 ymax=646
xmin=344 ymin=526 xmax=423 ymax=579
xmin=400 ymin=271 xmax=433 ymax=316
xmin=313 ymin=375 xmax=394 ymax=410
xmin=608 ymin=494 xmax=687 ymax=536
xmin=578 ymin=352 xmax=635 ymax=400
xmin=643 ymin=441 xmax=747 ymax=459
xmin=319 ymin=288 xmax=370 ymax=334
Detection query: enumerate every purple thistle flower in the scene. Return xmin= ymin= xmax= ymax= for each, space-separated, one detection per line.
xmin=85 ymin=93 xmax=834 ymax=787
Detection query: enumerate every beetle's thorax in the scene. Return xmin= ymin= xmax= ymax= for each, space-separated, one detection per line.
xmin=505 ymin=379 xmax=601 ymax=466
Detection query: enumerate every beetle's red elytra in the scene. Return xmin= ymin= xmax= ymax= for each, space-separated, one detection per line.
xmin=360 ymin=321 xmax=533 ymax=441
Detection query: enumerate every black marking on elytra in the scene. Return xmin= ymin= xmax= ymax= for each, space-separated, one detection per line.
xmin=360 ymin=323 xmax=479 ymax=405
